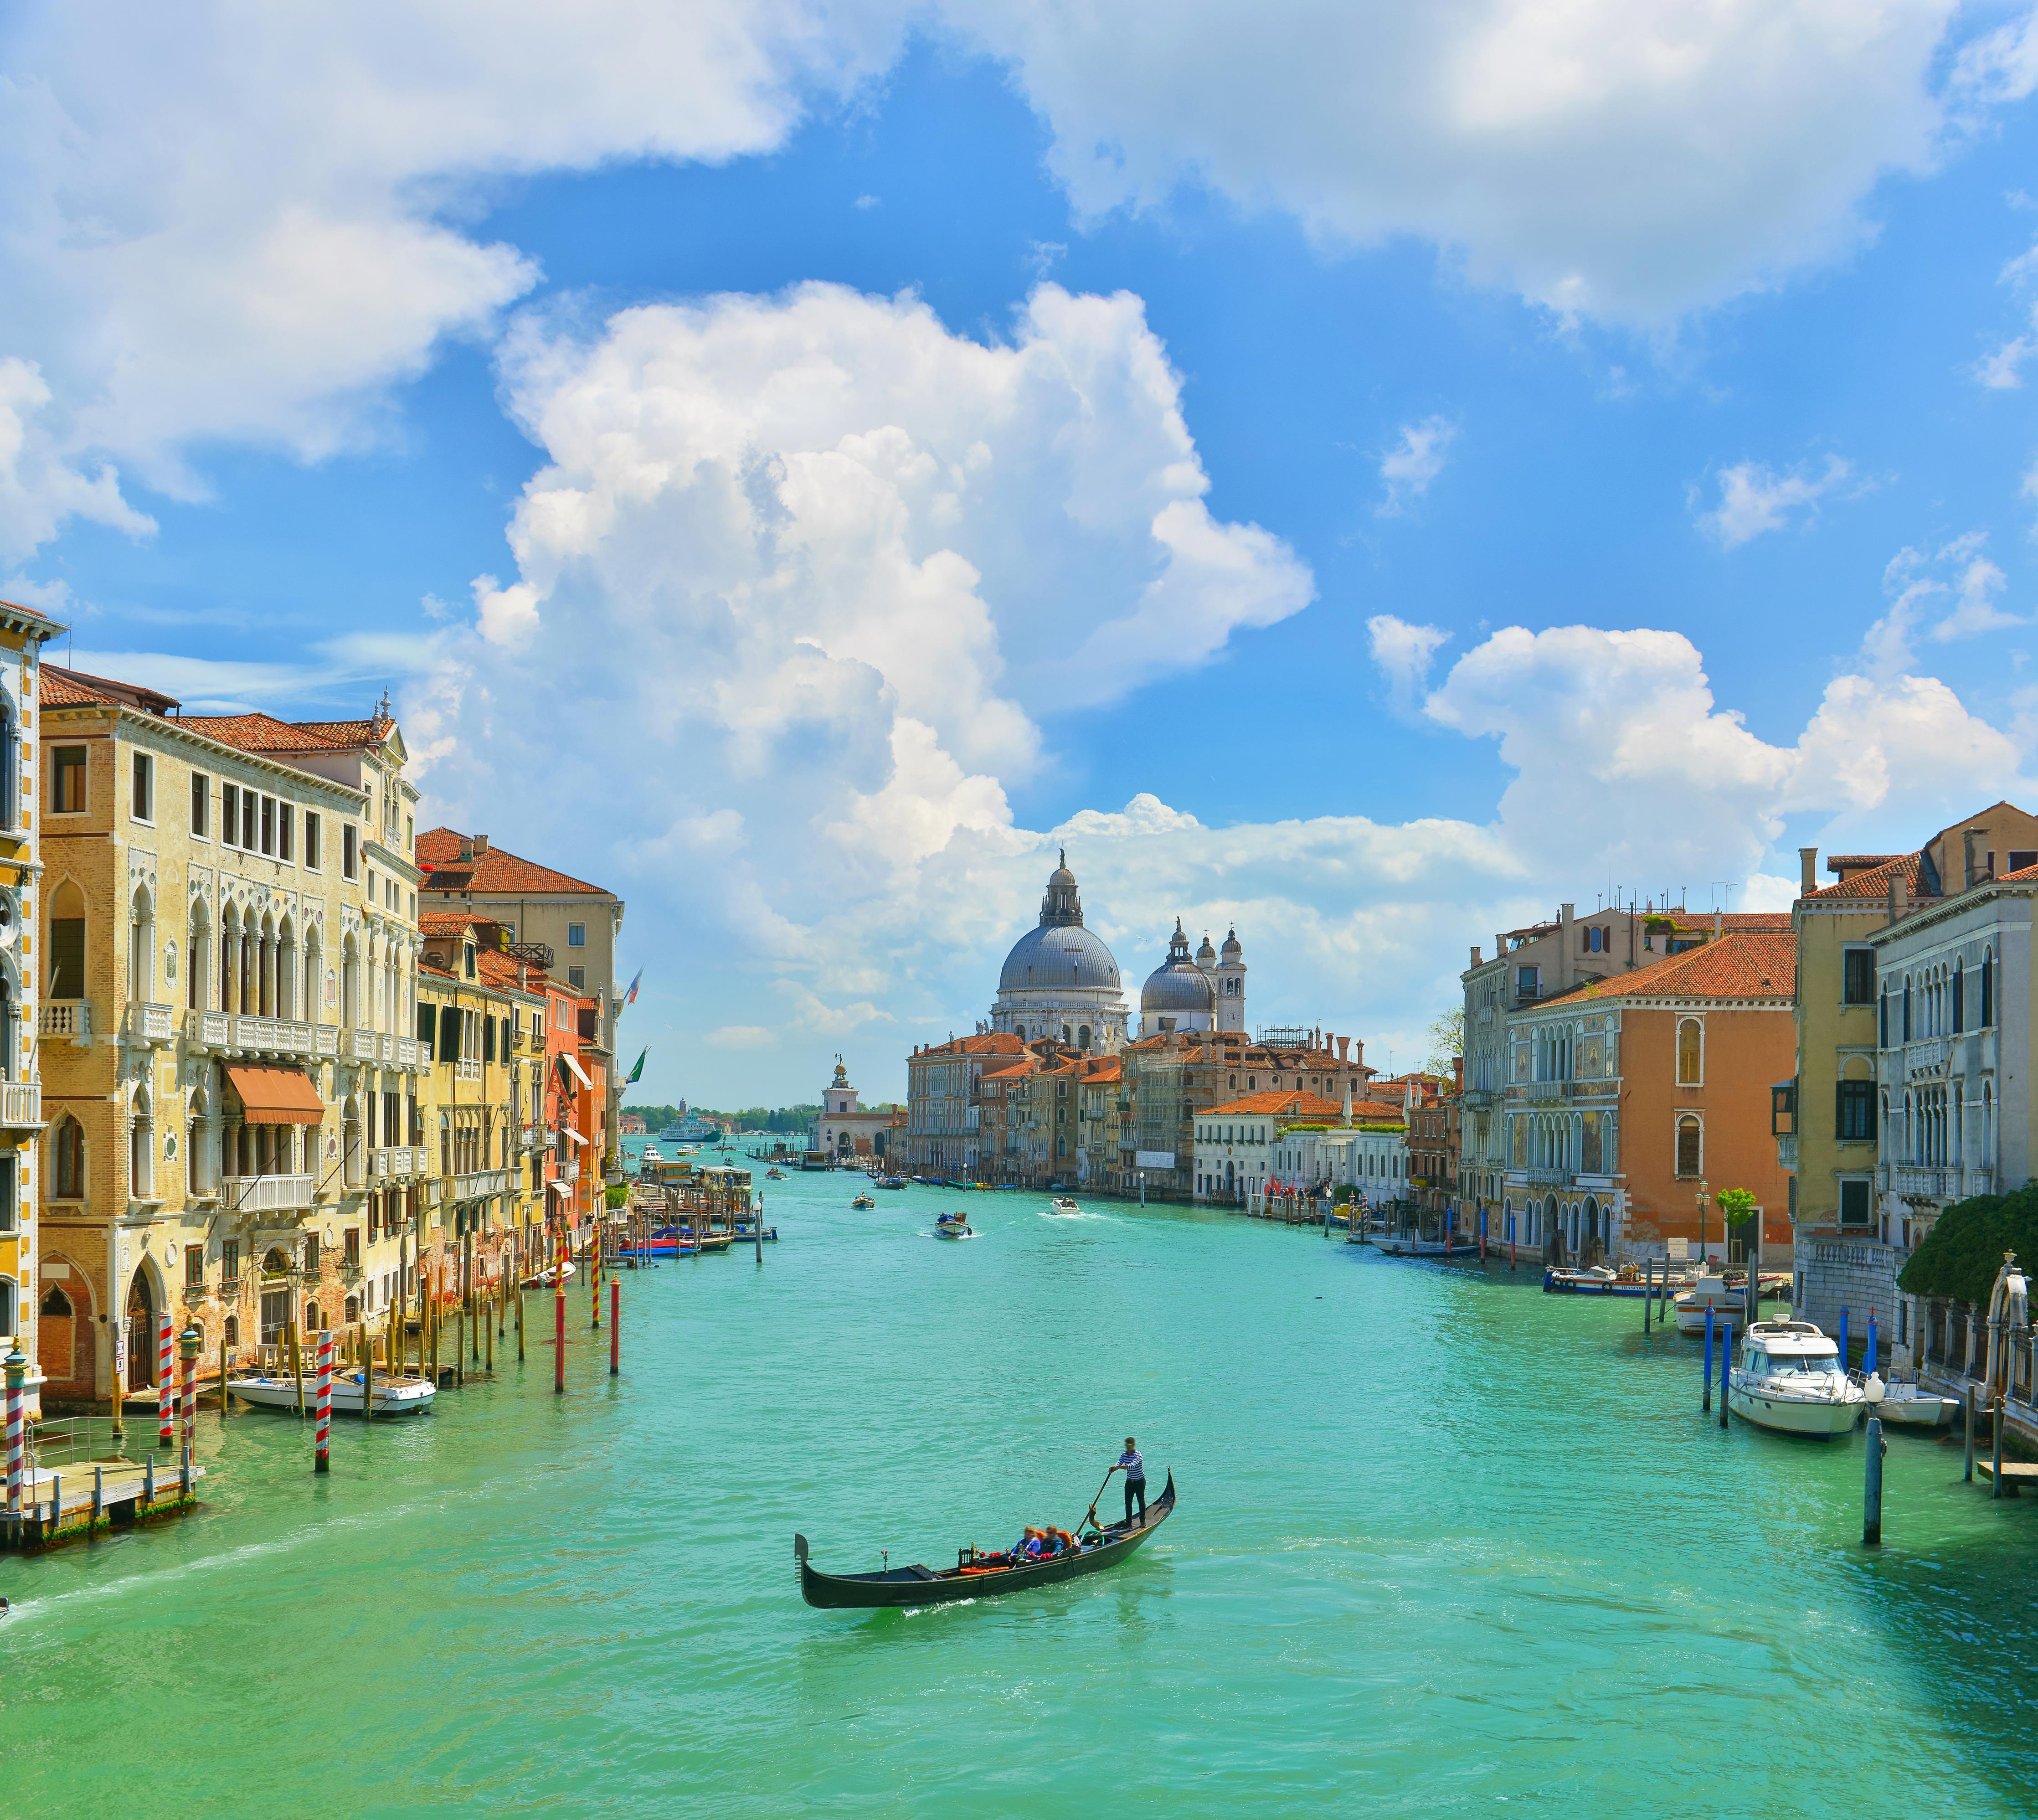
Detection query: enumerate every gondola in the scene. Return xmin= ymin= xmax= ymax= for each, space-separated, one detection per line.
xmin=795 ymin=1470 xmax=1175 ymax=1609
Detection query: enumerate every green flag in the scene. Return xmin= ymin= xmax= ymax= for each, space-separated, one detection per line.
xmin=626 ymin=1048 xmax=646 ymax=1086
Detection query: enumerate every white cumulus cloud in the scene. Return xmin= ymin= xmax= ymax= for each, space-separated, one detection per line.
xmin=1376 ymin=417 xmax=1457 ymax=516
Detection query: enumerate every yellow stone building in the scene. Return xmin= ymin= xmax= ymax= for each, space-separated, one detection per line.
xmin=34 ymin=669 xmax=428 ymax=1411
xmin=0 ymin=603 xmax=64 ymax=1417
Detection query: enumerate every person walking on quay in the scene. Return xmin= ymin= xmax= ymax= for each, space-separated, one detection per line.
xmin=1110 ymin=1436 xmax=1147 ymax=1527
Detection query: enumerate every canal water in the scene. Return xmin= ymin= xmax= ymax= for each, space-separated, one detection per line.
xmin=7 ymin=1169 xmax=2038 ymax=1816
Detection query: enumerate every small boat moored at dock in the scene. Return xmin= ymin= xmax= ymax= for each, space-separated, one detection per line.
xmin=1871 ymin=1378 xmax=1961 ymax=1428
xmin=521 ymin=1260 xmax=577 ymax=1289
xmin=796 ymin=1470 xmax=1175 ymax=1608
xmin=1673 ymin=1272 xmax=1745 ymax=1334
xmin=1728 ymin=1320 xmax=1866 ymax=1437
xmin=228 ymin=1371 xmax=437 ymax=1417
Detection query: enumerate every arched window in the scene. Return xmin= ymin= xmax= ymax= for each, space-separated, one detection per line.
xmin=1676 ymin=1018 xmax=1702 ymax=1087
xmin=440 ymin=1110 xmax=452 ymax=1179
xmin=1953 ymin=958 xmax=1965 ymax=1034
xmin=47 ymin=879 xmax=86 ymax=1001
xmin=1675 ymin=1114 xmax=1701 ymax=1177
xmin=52 ymin=1115 xmax=84 ymax=1200
xmin=1983 ymin=948 xmax=1996 ymax=1027
xmin=1902 ymin=976 xmax=1912 ymax=1041
xmin=130 ymin=1085 xmax=155 ymax=1198
xmin=305 ymin=1301 xmax=323 ymax=1334
xmin=129 ymin=884 xmax=156 ymax=1004
xmin=1984 ymin=1083 xmax=1996 ymax=1163
xmin=344 ymin=1294 xmax=360 ymax=1324
xmin=223 ymin=1314 xmax=240 ymax=1349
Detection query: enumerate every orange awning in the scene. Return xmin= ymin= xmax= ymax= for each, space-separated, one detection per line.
xmin=226 ymin=1065 xmax=325 ymax=1126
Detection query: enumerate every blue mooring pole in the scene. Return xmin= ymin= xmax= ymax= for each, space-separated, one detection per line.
xmin=1866 ymin=1311 xmax=1878 ymax=1378
xmin=1703 ymin=1305 xmax=1714 ymax=1412
xmin=1839 ymin=1308 xmax=1850 ymax=1376
xmin=1719 ymin=1312 xmax=1730 ymax=1430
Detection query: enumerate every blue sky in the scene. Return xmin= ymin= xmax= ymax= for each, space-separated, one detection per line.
xmin=11 ymin=4 xmax=2038 ymax=1103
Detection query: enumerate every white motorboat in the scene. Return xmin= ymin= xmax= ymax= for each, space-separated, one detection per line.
xmin=1727 ymin=1320 xmax=1866 ymax=1437
xmin=1673 ymin=1272 xmax=1747 ymax=1335
xmin=1048 ymin=1197 xmax=1081 ymax=1215
xmin=521 ymin=1260 xmax=577 ymax=1289
xmin=1871 ymin=1378 xmax=1962 ymax=1429
xmin=227 ymin=1371 xmax=437 ymax=1417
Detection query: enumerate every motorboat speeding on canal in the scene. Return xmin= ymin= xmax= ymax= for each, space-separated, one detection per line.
xmin=227 ymin=1371 xmax=437 ymax=1417
xmin=1048 ymin=1197 xmax=1081 ymax=1215
xmin=521 ymin=1260 xmax=577 ymax=1289
xmin=766 ymin=1167 xmax=785 ymax=1180
xmin=935 ymin=1212 xmax=972 ymax=1238
xmin=1728 ymin=1320 xmax=1867 ymax=1437
xmin=851 ymin=1192 xmax=876 ymax=1210
xmin=795 ymin=1470 xmax=1175 ymax=1608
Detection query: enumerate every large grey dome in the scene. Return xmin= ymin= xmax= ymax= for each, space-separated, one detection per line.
xmin=999 ymin=922 xmax=1122 ymax=992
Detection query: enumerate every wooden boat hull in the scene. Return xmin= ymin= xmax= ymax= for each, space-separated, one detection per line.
xmin=797 ymin=1471 xmax=1175 ymax=1609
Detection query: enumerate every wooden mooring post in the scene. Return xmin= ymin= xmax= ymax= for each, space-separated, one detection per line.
xmin=1703 ymin=1306 xmax=1714 ymax=1413
xmin=610 ymin=1278 xmax=620 ymax=1377
xmin=1965 ymin=1383 xmax=1976 ymax=1482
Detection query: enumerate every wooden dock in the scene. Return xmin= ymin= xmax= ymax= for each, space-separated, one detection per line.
xmin=4 ymin=1457 xmax=207 ymax=1550
xmin=1975 ymin=1457 xmax=2036 ymax=1494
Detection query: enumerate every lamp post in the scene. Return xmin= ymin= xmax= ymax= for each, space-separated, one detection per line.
xmin=1694 ymin=1180 xmax=1711 ymax=1268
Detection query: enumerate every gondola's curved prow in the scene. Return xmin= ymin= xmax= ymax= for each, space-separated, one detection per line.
xmin=796 ymin=1470 xmax=1176 ymax=1609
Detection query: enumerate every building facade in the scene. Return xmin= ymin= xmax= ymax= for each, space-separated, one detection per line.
xmin=0 ymin=603 xmax=60 ymax=1413
xmin=35 ymin=672 xmax=432 ymax=1411
xmin=906 ymin=1031 xmax=1024 ymax=1176
xmin=1500 ymin=933 xmax=1796 ymax=1268
xmin=810 ymin=1057 xmax=895 ymax=1160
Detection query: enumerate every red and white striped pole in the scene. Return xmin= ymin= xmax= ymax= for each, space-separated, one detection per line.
xmin=314 ymin=1333 xmax=332 ymax=1475
xmin=5 ymin=1346 xmax=26 ymax=1529
xmin=157 ymin=1310 xmax=174 ymax=1448
xmin=610 ymin=1277 xmax=619 ymax=1377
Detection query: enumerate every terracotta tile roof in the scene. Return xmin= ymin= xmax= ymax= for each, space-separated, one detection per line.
xmin=912 ymin=1031 xmax=1028 ymax=1061
xmin=179 ymin=712 xmax=349 ymax=754
xmin=39 ymin=666 xmax=180 ymax=715
xmin=1204 ymin=1090 xmax=1348 ymax=1120
xmin=293 ymin=714 xmax=393 ymax=750
xmin=978 ymin=1059 xmax=1035 ymax=1081
xmin=1666 ymin=911 xmax=1794 ymax=933
xmin=1998 ymin=862 xmax=2038 ymax=883
xmin=1827 ymin=854 xmax=1900 ymax=871
xmin=1803 ymin=852 xmax=1928 ymax=902
xmin=418 ymin=960 xmax=458 ymax=983
xmin=474 ymin=949 xmax=548 ymax=996
xmin=1080 ymin=1059 xmax=1123 ymax=1084
xmin=1563 ymin=931 xmax=1796 ymax=1002
xmin=419 ymin=911 xmax=491 ymax=937
xmin=417 ymin=826 xmax=610 ymax=897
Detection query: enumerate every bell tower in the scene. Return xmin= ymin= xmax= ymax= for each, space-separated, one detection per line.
xmin=1216 ymin=927 xmax=1246 ymax=1033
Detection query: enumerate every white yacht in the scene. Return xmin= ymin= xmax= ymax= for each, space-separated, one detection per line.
xmin=227 ymin=1371 xmax=436 ymax=1417
xmin=1728 ymin=1320 xmax=1866 ymax=1437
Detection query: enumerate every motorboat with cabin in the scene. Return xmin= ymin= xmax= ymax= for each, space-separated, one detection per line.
xmin=935 ymin=1212 xmax=972 ymax=1239
xmin=1048 ymin=1197 xmax=1080 ymax=1215
xmin=227 ymin=1370 xmax=436 ymax=1417
xmin=1673 ymin=1271 xmax=1746 ymax=1335
xmin=1728 ymin=1320 xmax=1867 ymax=1436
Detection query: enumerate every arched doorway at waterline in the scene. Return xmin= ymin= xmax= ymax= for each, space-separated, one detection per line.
xmin=1581 ymin=1196 xmax=1601 ymax=1267
xmin=125 ymin=1266 xmax=156 ymax=1391
xmin=1544 ymin=1193 xmax=1564 ymax=1266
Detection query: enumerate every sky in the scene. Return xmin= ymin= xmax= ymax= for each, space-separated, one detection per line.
xmin=11 ymin=2 xmax=2038 ymax=1104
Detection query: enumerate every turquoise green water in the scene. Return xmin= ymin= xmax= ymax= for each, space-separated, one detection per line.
xmin=8 ymin=1171 xmax=2038 ymax=1816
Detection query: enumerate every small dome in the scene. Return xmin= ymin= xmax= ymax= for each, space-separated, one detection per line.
xmin=1195 ymin=933 xmax=1217 ymax=967
xmin=1143 ymin=920 xmax=1215 ymax=1014
xmin=1220 ymin=926 xmax=1243 ymax=961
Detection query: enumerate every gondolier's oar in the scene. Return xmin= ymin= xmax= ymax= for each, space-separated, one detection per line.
xmin=1076 ymin=1464 xmax=1116 ymax=1536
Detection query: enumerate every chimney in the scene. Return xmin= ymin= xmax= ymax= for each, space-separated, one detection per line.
xmin=1496 ymin=933 xmax=1508 ymax=961
xmin=472 ymin=834 xmax=490 ymax=856
xmin=1337 ymin=1036 xmax=1349 ymax=1061
xmin=458 ymin=837 xmax=474 ymax=861
xmin=1889 ymin=871 xmax=1909 ymax=923
xmin=1964 ymin=829 xmax=1977 ymax=890
xmin=1470 ymin=944 xmax=1482 ymax=967
xmin=1712 ymin=911 xmax=1722 ymax=940
xmin=1799 ymin=846 xmax=1818 ymax=897
xmin=1453 ymin=1054 xmax=1464 ymax=1093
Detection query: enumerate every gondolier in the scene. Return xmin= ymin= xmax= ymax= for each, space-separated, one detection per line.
xmin=1109 ymin=1436 xmax=1147 ymax=1525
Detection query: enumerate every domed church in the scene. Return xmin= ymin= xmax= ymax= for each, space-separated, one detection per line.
xmin=1139 ymin=921 xmax=1247 ymax=1036
xmin=989 ymin=852 xmax=1129 ymax=1052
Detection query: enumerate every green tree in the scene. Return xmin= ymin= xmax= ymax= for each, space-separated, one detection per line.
xmin=1715 ymin=1187 xmax=1758 ymax=1228
xmin=1424 ymin=1007 xmax=1464 ymax=1080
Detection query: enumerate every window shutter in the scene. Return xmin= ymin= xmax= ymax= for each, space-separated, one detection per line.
xmin=1835 ymin=1081 xmax=1845 ymax=1140
xmin=438 ymin=1005 xmax=458 ymax=1058
xmin=416 ymin=1003 xmax=436 ymax=1052
xmin=484 ymin=1016 xmax=497 ymax=1064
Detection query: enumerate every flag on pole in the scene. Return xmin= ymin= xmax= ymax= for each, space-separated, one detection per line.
xmin=623 ymin=968 xmax=643 ymax=1010
xmin=625 ymin=1048 xmax=646 ymax=1086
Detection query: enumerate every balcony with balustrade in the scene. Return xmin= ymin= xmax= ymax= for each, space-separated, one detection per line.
xmin=220 ymin=1174 xmax=317 ymax=1216
xmin=1882 ymin=1161 xmax=1992 ymax=1202
xmin=0 ymin=1080 xmax=39 ymax=1132
xmin=1904 ymin=1037 xmax=1951 ymax=1081
xmin=125 ymin=1002 xmax=175 ymax=1047
xmin=454 ymin=1167 xmax=517 ymax=1202
xmin=38 ymin=1000 xmax=91 ymax=1045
